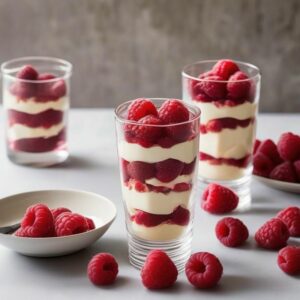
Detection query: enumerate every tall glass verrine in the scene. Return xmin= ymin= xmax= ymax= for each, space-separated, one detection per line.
xmin=115 ymin=98 xmax=200 ymax=271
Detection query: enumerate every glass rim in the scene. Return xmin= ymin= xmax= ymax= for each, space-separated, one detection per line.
xmin=1 ymin=56 xmax=73 ymax=83
xmin=114 ymin=98 xmax=201 ymax=127
xmin=182 ymin=59 xmax=261 ymax=83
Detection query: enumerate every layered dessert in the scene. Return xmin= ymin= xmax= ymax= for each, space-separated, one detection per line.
xmin=117 ymin=98 xmax=199 ymax=241
xmin=184 ymin=59 xmax=259 ymax=181
xmin=3 ymin=65 xmax=68 ymax=153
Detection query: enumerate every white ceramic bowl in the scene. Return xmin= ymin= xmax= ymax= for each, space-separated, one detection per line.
xmin=0 ymin=189 xmax=117 ymax=257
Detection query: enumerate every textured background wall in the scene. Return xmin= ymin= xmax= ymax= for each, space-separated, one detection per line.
xmin=0 ymin=0 xmax=299 ymax=112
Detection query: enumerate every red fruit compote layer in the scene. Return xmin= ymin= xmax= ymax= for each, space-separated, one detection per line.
xmin=183 ymin=59 xmax=260 ymax=181
xmin=116 ymin=98 xmax=200 ymax=241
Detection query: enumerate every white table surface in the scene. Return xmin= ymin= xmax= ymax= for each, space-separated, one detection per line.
xmin=0 ymin=110 xmax=299 ymax=300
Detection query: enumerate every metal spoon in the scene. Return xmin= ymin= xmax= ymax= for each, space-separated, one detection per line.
xmin=0 ymin=223 xmax=20 ymax=234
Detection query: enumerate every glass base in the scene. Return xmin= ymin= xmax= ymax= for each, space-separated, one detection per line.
xmin=128 ymin=229 xmax=193 ymax=273
xmin=198 ymin=174 xmax=252 ymax=211
xmin=7 ymin=149 xmax=69 ymax=167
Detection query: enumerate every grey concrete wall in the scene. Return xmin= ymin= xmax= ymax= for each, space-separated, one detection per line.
xmin=0 ymin=0 xmax=299 ymax=112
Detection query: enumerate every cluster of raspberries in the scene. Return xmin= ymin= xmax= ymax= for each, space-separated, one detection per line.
xmin=253 ymin=132 xmax=300 ymax=183
xmin=14 ymin=203 xmax=95 ymax=237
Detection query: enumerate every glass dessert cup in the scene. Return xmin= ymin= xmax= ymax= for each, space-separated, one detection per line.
xmin=115 ymin=98 xmax=200 ymax=272
xmin=182 ymin=60 xmax=261 ymax=210
xmin=1 ymin=57 xmax=72 ymax=167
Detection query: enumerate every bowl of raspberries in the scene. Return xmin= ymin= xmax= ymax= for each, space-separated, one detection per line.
xmin=0 ymin=189 xmax=116 ymax=257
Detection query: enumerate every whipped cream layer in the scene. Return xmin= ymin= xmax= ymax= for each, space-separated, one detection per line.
xmin=200 ymin=123 xmax=255 ymax=159
xmin=123 ymin=185 xmax=191 ymax=214
xmin=130 ymin=222 xmax=187 ymax=241
xmin=8 ymin=122 xmax=65 ymax=140
xmin=119 ymin=137 xmax=198 ymax=164
xmin=3 ymin=91 xmax=69 ymax=114
xmin=145 ymin=174 xmax=193 ymax=188
xmin=198 ymin=160 xmax=248 ymax=180
xmin=194 ymin=101 xmax=257 ymax=124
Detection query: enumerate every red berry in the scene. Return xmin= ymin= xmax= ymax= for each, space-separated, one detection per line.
xmin=158 ymin=99 xmax=189 ymax=124
xmin=215 ymin=217 xmax=249 ymax=247
xmin=9 ymin=82 xmax=35 ymax=99
xmin=38 ymin=73 xmax=56 ymax=80
xmin=253 ymin=139 xmax=261 ymax=154
xmin=171 ymin=206 xmax=190 ymax=225
xmin=133 ymin=210 xmax=168 ymax=226
xmin=257 ymin=139 xmax=282 ymax=164
xmin=166 ymin=123 xmax=192 ymax=143
xmin=255 ymin=218 xmax=289 ymax=250
xmin=127 ymin=161 xmax=156 ymax=182
xmin=127 ymin=98 xmax=158 ymax=121
xmin=51 ymin=79 xmax=67 ymax=98
xmin=197 ymin=75 xmax=227 ymax=99
xmin=294 ymin=160 xmax=300 ymax=181
xmin=86 ymin=217 xmax=96 ymax=230
xmin=227 ymin=71 xmax=251 ymax=99
xmin=141 ymin=250 xmax=178 ymax=289
xmin=202 ymin=183 xmax=239 ymax=214
xmin=269 ymin=162 xmax=297 ymax=183
xmin=155 ymin=159 xmax=184 ymax=182
xmin=185 ymin=252 xmax=223 ymax=289
xmin=253 ymin=152 xmax=275 ymax=177
xmin=277 ymin=206 xmax=300 ymax=237
xmin=51 ymin=207 xmax=72 ymax=220
xmin=55 ymin=212 xmax=89 ymax=236
xmin=277 ymin=132 xmax=300 ymax=162
xmin=87 ymin=253 xmax=119 ymax=285
xmin=16 ymin=65 xmax=38 ymax=80
xmin=277 ymin=246 xmax=300 ymax=275
xmin=121 ymin=159 xmax=130 ymax=182
xmin=212 ymin=59 xmax=240 ymax=80
xmin=16 ymin=203 xmax=55 ymax=237
xmin=182 ymin=158 xmax=196 ymax=175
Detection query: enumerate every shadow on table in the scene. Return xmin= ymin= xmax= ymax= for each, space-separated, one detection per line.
xmin=51 ymin=155 xmax=101 ymax=170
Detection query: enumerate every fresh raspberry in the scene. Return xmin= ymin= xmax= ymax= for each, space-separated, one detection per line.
xmin=277 ymin=207 xmax=300 ymax=237
xmin=166 ymin=123 xmax=192 ymax=143
xmin=127 ymin=98 xmax=158 ymax=121
xmin=127 ymin=161 xmax=156 ymax=182
xmin=121 ymin=159 xmax=130 ymax=182
xmin=269 ymin=162 xmax=297 ymax=183
xmin=133 ymin=210 xmax=168 ymax=226
xmin=197 ymin=75 xmax=227 ymax=99
xmin=51 ymin=207 xmax=72 ymax=220
xmin=55 ymin=212 xmax=89 ymax=236
xmin=129 ymin=114 xmax=163 ymax=143
xmin=173 ymin=182 xmax=191 ymax=192
xmin=253 ymin=152 xmax=275 ymax=177
xmin=255 ymin=218 xmax=289 ymax=250
xmin=141 ymin=250 xmax=178 ymax=289
xmin=86 ymin=217 xmax=96 ymax=230
xmin=185 ymin=252 xmax=223 ymax=289
xmin=87 ymin=253 xmax=119 ymax=285
xmin=38 ymin=73 xmax=56 ymax=80
xmin=171 ymin=206 xmax=190 ymax=225
xmin=277 ymin=132 xmax=300 ymax=162
xmin=253 ymin=139 xmax=261 ymax=154
xmin=156 ymin=136 xmax=177 ymax=148
xmin=202 ymin=183 xmax=239 ymax=214
xmin=16 ymin=65 xmax=38 ymax=80
xmin=294 ymin=160 xmax=300 ymax=181
xmin=182 ymin=158 xmax=196 ymax=175
xmin=158 ymin=99 xmax=189 ymax=124
xmin=277 ymin=246 xmax=300 ymax=275
xmin=227 ymin=71 xmax=251 ymax=99
xmin=155 ymin=159 xmax=184 ymax=182
xmin=215 ymin=217 xmax=249 ymax=247
xmin=9 ymin=82 xmax=35 ymax=99
xmin=257 ymin=139 xmax=282 ymax=164
xmin=212 ymin=59 xmax=240 ymax=80
xmin=51 ymin=79 xmax=67 ymax=99
xmin=17 ymin=203 xmax=55 ymax=237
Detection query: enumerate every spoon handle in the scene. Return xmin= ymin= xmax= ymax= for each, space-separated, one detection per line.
xmin=0 ymin=223 xmax=20 ymax=234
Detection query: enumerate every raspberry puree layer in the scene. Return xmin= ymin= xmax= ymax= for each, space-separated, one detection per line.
xmin=200 ymin=118 xmax=253 ymax=133
xmin=199 ymin=152 xmax=250 ymax=168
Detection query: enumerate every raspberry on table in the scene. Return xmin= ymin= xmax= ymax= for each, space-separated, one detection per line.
xmin=197 ymin=75 xmax=227 ymax=99
xmin=277 ymin=246 xmax=300 ymax=275
xmin=127 ymin=161 xmax=156 ymax=182
xmin=212 ymin=59 xmax=240 ymax=80
xmin=51 ymin=207 xmax=72 ymax=221
xmin=202 ymin=183 xmax=239 ymax=214
xmin=158 ymin=99 xmax=189 ymax=124
xmin=215 ymin=217 xmax=249 ymax=247
xmin=55 ymin=212 xmax=89 ymax=236
xmin=269 ymin=162 xmax=297 ymax=183
xmin=253 ymin=152 xmax=275 ymax=177
xmin=141 ymin=250 xmax=178 ymax=289
xmin=87 ymin=253 xmax=119 ymax=285
xmin=227 ymin=71 xmax=251 ymax=100
xmin=155 ymin=159 xmax=184 ymax=182
xmin=256 ymin=139 xmax=282 ymax=165
xmin=16 ymin=65 xmax=38 ymax=80
xmin=185 ymin=252 xmax=223 ymax=289
xmin=127 ymin=98 xmax=158 ymax=121
xmin=255 ymin=218 xmax=289 ymax=250
xmin=277 ymin=132 xmax=300 ymax=162
xmin=277 ymin=206 xmax=300 ymax=237
xmin=17 ymin=203 xmax=55 ymax=237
